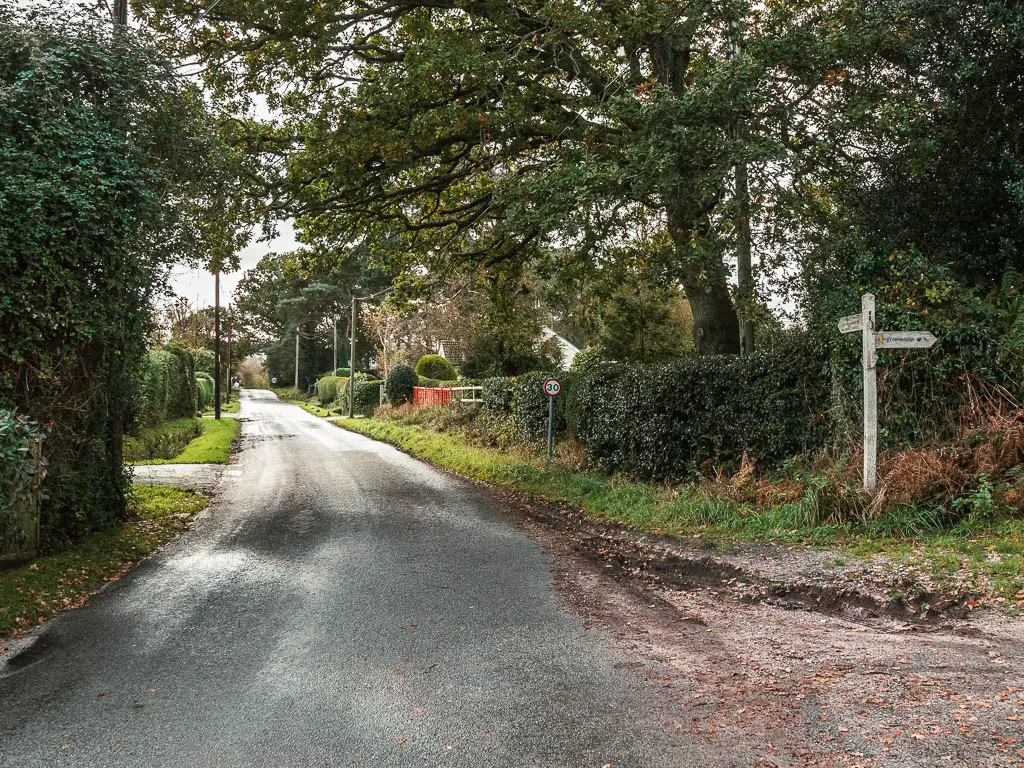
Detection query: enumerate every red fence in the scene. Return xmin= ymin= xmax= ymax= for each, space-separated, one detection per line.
xmin=413 ymin=386 xmax=453 ymax=406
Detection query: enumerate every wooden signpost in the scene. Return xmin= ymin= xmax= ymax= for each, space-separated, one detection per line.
xmin=839 ymin=293 xmax=937 ymax=492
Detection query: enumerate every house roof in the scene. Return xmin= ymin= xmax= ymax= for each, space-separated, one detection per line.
xmin=437 ymin=338 xmax=467 ymax=363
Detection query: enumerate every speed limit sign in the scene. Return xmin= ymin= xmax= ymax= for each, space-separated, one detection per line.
xmin=543 ymin=378 xmax=561 ymax=397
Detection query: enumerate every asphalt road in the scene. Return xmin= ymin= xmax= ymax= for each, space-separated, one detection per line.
xmin=0 ymin=390 xmax=692 ymax=768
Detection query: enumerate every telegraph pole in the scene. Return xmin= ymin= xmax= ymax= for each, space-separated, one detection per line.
xmin=348 ymin=296 xmax=357 ymax=418
xmin=294 ymin=326 xmax=301 ymax=394
xmin=113 ymin=0 xmax=127 ymax=25
xmin=333 ymin=316 xmax=338 ymax=375
xmin=214 ymin=270 xmax=221 ymax=420
xmin=224 ymin=305 xmax=233 ymax=404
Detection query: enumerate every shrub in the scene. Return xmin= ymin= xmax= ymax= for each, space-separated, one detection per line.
xmin=196 ymin=373 xmax=214 ymax=409
xmin=351 ymin=379 xmax=384 ymax=416
xmin=415 ymin=354 xmax=458 ymax=381
xmin=385 ymin=364 xmax=418 ymax=405
xmin=565 ymin=349 xmax=828 ymax=480
xmin=510 ymin=372 xmax=563 ymax=443
xmin=317 ymin=375 xmax=346 ymax=405
xmin=191 ymin=347 xmax=216 ymax=376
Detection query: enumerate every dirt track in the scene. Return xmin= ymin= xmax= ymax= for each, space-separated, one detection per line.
xmin=498 ymin=487 xmax=1024 ymax=768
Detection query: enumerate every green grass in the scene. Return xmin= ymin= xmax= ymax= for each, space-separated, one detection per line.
xmin=131 ymin=417 xmax=239 ymax=465
xmin=0 ymin=486 xmax=207 ymax=637
xmin=124 ymin=418 xmax=202 ymax=462
xmin=300 ymin=402 xmax=338 ymax=418
xmin=334 ymin=418 xmax=1024 ymax=605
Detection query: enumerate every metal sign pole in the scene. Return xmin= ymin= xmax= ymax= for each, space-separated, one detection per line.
xmin=547 ymin=396 xmax=554 ymax=465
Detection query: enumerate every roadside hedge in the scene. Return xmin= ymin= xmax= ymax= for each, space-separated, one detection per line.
xmin=317 ymin=375 xmax=346 ymax=405
xmin=0 ymin=410 xmax=45 ymax=558
xmin=566 ymin=351 xmax=827 ymax=479
xmin=135 ymin=345 xmax=197 ymax=426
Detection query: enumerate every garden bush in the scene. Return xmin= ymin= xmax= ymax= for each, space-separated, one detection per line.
xmin=385 ymin=364 xmax=418 ymax=405
xmin=481 ymin=377 xmax=515 ymax=413
xmin=415 ymin=354 xmax=458 ymax=381
xmin=196 ymin=372 xmax=214 ymax=409
xmin=316 ymin=375 xmax=346 ymax=405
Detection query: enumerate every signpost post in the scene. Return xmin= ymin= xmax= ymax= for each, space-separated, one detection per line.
xmin=542 ymin=378 xmax=561 ymax=465
xmin=839 ymin=293 xmax=937 ymax=492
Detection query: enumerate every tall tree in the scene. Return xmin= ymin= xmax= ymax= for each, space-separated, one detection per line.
xmin=139 ymin=0 xmax=793 ymax=353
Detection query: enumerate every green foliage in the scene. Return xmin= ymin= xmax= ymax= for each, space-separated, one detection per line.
xmin=196 ymin=373 xmax=214 ymax=409
xmin=385 ymin=364 xmax=418 ymax=405
xmin=135 ymin=345 xmax=197 ymax=425
xmin=481 ymin=377 xmax=515 ymax=414
xmin=350 ymin=379 xmax=384 ymax=416
xmin=0 ymin=410 xmax=45 ymax=557
xmin=566 ymin=349 xmax=828 ymax=480
xmin=123 ymin=418 xmax=202 ymax=463
xmin=0 ymin=12 xmax=244 ymax=546
xmin=191 ymin=348 xmax=216 ymax=377
xmin=415 ymin=354 xmax=457 ymax=381
xmin=316 ymin=375 xmax=346 ymax=405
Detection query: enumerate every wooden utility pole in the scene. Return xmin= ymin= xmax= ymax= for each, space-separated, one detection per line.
xmin=294 ymin=326 xmax=301 ymax=394
xmin=348 ymin=296 xmax=357 ymax=418
xmin=214 ymin=270 xmax=221 ymax=420
xmin=113 ymin=0 xmax=128 ymax=25
xmin=224 ymin=305 xmax=233 ymax=404
xmin=333 ymin=316 xmax=338 ymax=376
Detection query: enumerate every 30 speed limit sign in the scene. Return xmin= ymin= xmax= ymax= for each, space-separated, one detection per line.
xmin=542 ymin=378 xmax=561 ymax=397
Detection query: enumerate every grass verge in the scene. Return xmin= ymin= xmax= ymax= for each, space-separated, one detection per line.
xmin=335 ymin=418 xmax=1024 ymax=607
xmin=0 ymin=486 xmax=207 ymax=638
xmin=131 ymin=417 xmax=239 ymax=465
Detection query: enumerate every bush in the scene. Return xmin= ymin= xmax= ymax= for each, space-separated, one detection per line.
xmin=196 ymin=373 xmax=214 ymax=409
xmin=565 ymin=349 xmax=828 ymax=480
xmin=191 ymin=347 xmax=216 ymax=376
xmin=316 ymin=375 xmax=346 ymax=405
xmin=385 ymin=364 xmax=418 ymax=405
xmin=510 ymin=372 xmax=562 ymax=443
xmin=415 ymin=354 xmax=458 ymax=381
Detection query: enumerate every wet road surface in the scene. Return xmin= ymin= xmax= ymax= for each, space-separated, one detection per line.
xmin=0 ymin=390 xmax=695 ymax=767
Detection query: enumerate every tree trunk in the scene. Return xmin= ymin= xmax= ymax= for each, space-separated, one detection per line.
xmin=684 ymin=279 xmax=741 ymax=355
xmin=668 ymin=206 xmax=741 ymax=355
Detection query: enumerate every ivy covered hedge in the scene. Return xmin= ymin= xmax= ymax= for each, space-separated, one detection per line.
xmin=0 ymin=16 xmax=240 ymax=547
xmin=0 ymin=410 xmax=45 ymax=559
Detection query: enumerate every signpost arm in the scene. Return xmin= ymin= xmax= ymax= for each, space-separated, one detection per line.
xmin=862 ymin=293 xmax=877 ymax=493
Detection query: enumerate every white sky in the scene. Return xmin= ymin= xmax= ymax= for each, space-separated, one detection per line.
xmin=165 ymin=221 xmax=299 ymax=308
